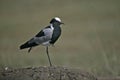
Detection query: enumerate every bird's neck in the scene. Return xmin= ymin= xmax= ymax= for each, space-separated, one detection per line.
xmin=50 ymin=24 xmax=54 ymax=30
xmin=50 ymin=23 xmax=60 ymax=28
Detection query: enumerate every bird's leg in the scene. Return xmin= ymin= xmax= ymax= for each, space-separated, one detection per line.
xmin=46 ymin=46 xmax=52 ymax=66
xmin=28 ymin=47 xmax=32 ymax=53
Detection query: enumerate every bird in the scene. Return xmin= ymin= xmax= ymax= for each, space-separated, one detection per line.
xmin=19 ymin=17 xmax=64 ymax=66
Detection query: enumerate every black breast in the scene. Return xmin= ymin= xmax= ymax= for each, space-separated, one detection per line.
xmin=50 ymin=25 xmax=61 ymax=44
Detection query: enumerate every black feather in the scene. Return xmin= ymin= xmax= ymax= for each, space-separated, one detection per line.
xmin=35 ymin=26 xmax=51 ymax=37
xmin=50 ymin=25 xmax=61 ymax=44
xmin=35 ymin=30 xmax=45 ymax=37
xmin=20 ymin=42 xmax=38 ymax=49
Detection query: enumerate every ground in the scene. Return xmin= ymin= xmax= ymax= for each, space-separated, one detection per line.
xmin=0 ymin=66 xmax=97 ymax=80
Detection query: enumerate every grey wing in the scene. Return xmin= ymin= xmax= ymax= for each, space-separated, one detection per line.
xmin=28 ymin=28 xmax=53 ymax=45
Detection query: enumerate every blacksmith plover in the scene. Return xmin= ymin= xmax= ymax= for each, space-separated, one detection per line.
xmin=20 ymin=17 xmax=64 ymax=66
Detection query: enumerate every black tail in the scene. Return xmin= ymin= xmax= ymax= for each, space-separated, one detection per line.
xmin=20 ymin=42 xmax=38 ymax=50
xmin=20 ymin=42 xmax=29 ymax=49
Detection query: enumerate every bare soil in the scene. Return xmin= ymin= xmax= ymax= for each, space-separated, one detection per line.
xmin=0 ymin=66 xmax=97 ymax=80
xmin=97 ymin=77 xmax=120 ymax=80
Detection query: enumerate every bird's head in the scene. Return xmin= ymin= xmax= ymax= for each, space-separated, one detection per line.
xmin=50 ymin=17 xmax=64 ymax=25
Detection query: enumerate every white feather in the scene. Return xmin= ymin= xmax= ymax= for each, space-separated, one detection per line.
xmin=54 ymin=17 xmax=61 ymax=22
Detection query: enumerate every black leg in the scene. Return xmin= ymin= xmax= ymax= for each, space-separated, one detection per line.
xmin=28 ymin=47 xmax=32 ymax=53
xmin=46 ymin=46 xmax=52 ymax=66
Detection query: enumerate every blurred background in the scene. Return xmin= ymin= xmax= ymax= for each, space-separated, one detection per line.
xmin=0 ymin=0 xmax=120 ymax=77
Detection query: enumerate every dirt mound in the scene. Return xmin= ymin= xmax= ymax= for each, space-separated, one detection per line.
xmin=0 ymin=66 xmax=97 ymax=80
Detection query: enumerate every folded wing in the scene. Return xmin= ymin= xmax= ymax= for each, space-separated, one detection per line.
xmin=20 ymin=26 xmax=53 ymax=49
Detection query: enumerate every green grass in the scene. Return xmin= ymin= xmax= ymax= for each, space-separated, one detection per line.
xmin=0 ymin=0 xmax=120 ymax=77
